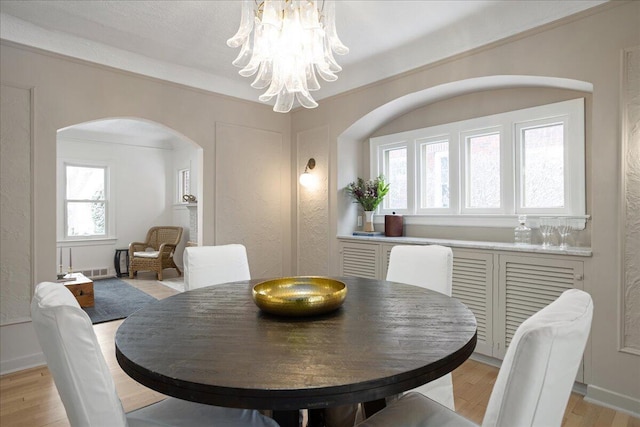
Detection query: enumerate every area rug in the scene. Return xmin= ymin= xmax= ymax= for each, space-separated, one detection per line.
xmin=84 ymin=278 xmax=157 ymax=324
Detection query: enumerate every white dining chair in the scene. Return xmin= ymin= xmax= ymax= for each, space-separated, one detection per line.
xmin=385 ymin=244 xmax=455 ymax=410
xmin=31 ymin=281 xmax=279 ymax=427
xmin=183 ymin=244 xmax=251 ymax=290
xmin=356 ymin=288 xmax=594 ymax=427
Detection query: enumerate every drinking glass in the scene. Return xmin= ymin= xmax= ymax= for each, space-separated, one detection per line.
xmin=539 ymin=217 xmax=555 ymax=247
xmin=557 ymin=217 xmax=573 ymax=249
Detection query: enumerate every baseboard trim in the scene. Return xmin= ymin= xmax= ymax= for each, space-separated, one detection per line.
xmin=470 ymin=352 xmax=588 ymax=396
xmin=0 ymin=352 xmax=45 ymax=376
xmin=470 ymin=352 xmax=502 ymax=368
xmin=585 ymin=385 xmax=640 ymax=417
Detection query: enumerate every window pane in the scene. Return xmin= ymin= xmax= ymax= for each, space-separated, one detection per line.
xmin=178 ymin=169 xmax=191 ymax=202
xmin=420 ymin=141 xmax=449 ymax=208
xmin=467 ymin=133 xmax=500 ymax=208
xmin=67 ymin=202 xmax=105 ymax=236
xmin=522 ymin=124 xmax=564 ymax=208
xmin=66 ymin=166 xmax=105 ymax=200
xmin=182 ymin=170 xmax=190 ymax=196
xmin=385 ymin=147 xmax=407 ymax=209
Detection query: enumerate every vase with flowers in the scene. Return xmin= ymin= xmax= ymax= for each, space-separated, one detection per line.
xmin=346 ymin=175 xmax=390 ymax=232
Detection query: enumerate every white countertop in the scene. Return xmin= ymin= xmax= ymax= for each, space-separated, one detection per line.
xmin=337 ymin=235 xmax=592 ymax=257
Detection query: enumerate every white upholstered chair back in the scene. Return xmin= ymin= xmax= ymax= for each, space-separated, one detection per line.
xmin=31 ymin=282 xmax=128 ymax=427
xmin=183 ymin=244 xmax=251 ymax=291
xmin=357 ymin=289 xmax=593 ymax=427
xmin=386 ymin=245 xmax=452 ymax=296
xmin=385 ymin=244 xmax=455 ymax=410
xmin=482 ymin=288 xmax=593 ymax=427
xmin=31 ymin=282 xmax=280 ymax=427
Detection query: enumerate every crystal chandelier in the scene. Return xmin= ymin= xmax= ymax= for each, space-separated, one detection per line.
xmin=227 ymin=0 xmax=349 ymax=113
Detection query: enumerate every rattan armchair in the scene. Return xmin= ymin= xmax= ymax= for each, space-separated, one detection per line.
xmin=129 ymin=226 xmax=183 ymax=280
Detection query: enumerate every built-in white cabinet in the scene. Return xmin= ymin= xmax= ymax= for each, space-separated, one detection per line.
xmin=338 ymin=237 xmax=588 ymax=381
xmin=496 ymin=254 xmax=584 ymax=358
xmin=451 ymin=249 xmax=494 ymax=357
xmin=340 ymin=241 xmax=381 ymax=279
xmin=495 ymin=253 xmax=585 ymax=381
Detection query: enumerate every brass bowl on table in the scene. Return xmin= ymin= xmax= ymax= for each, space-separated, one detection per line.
xmin=252 ymin=276 xmax=347 ymax=317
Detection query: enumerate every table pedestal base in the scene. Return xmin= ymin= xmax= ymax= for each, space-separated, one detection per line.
xmin=362 ymin=399 xmax=386 ymax=418
xmin=272 ymin=410 xmax=299 ymax=427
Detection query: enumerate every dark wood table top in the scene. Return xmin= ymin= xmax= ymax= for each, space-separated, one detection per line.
xmin=115 ymin=276 xmax=477 ymax=412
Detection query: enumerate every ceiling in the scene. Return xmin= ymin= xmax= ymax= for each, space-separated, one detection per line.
xmin=1 ymin=0 xmax=607 ymax=109
xmin=57 ymin=118 xmax=185 ymax=149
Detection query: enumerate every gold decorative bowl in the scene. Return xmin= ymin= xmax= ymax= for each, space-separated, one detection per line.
xmin=252 ymin=276 xmax=347 ymax=317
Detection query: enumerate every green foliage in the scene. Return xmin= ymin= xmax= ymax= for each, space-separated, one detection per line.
xmin=91 ymin=190 xmax=105 ymax=234
xmin=346 ymin=175 xmax=390 ymax=211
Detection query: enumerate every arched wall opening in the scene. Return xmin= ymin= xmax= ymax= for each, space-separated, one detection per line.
xmin=56 ymin=117 xmax=203 ymax=278
xmin=334 ymin=76 xmax=593 ymax=266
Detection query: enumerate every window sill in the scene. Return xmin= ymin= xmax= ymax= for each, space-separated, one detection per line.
xmin=374 ymin=214 xmax=589 ymax=230
xmin=337 ymin=235 xmax=592 ymax=257
xmin=57 ymin=238 xmax=118 ymax=247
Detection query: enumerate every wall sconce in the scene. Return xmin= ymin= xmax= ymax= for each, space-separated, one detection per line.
xmin=299 ymin=158 xmax=316 ymax=188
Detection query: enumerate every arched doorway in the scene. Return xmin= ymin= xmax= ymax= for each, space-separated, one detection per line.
xmin=56 ymin=117 xmax=202 ymax=280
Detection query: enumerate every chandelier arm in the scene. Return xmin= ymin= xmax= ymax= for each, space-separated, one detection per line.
xmin=315 ymin=64 xmax=338 ymax=82
xmin=238 ymin=17 xmax=265 ymax=77
xmin=305 ymin=64 xmax=321 ymax=91
xmin=296 ymin=90 xmax=319 ymax=109
xmin=258 ymin=71 xmax=284 ymax=101
xmin=273 ymin=90 xmax=295 ymax=113
xmin=322 ymin=35 xmax=343 ymax=72
xmin=251 ymin=60 xmax=273 ymax=89
xmin=239 ymin=63 xmax=261 ymax=78
xmin=227 ymin=0 xmax=256 ymax=48
xmin=322 ymin=0 xmax=349 ymax=55
xmin=231 ymin=40 xmax=253 ymax=68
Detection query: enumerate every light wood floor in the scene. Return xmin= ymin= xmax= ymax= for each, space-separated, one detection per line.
xmin=1 ymin=272 xmax=638 ymax=427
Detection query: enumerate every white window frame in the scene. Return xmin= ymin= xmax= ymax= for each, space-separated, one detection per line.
xmin=177 ymin=168 xmax=191 ymax=204
xmin=416 ymin=134 xmax=454 ymax=215
xmin=514 ymin=110 xmax=584 ymax=216
xmin=370 ymin=98 xmax=586 ymax=228
xmin=376 ymin=139 xmax=413 ymax=215
xmin=459 ymin=126 xmax=508 ymax=215
xmin=63 ymin=162 xmax=113 ymax=240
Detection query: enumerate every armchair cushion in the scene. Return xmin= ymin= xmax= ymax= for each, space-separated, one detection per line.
xmin=133 ymin=251 xmax=160 ymax=259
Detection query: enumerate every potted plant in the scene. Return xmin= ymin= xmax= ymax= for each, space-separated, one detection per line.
xmin=346 ymin=175 xmax=390 ymax=232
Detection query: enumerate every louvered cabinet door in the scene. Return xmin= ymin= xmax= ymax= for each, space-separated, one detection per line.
xmin=452 ymin=250 xmax=494 ymax=357
xmin=339 ymin=241 xmax=381 ymax=279
xmin=497 ymin=254 xmax=585 ymax=379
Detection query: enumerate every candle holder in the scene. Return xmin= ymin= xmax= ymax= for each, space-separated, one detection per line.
xmin=68 ymin=248 xmax=73 ymax=275
xmin=58 ymin=248 xmax=65 ymax=279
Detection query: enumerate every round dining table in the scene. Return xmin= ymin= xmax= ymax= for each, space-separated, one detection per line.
xmin=115 ymin=276 xmax=477 ymax=426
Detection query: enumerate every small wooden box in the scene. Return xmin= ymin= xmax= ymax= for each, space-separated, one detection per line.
xmin=385 ymin=214 xmax=403 ymax=237
xmin=64 ymin=274 xmax=95 ymax=308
